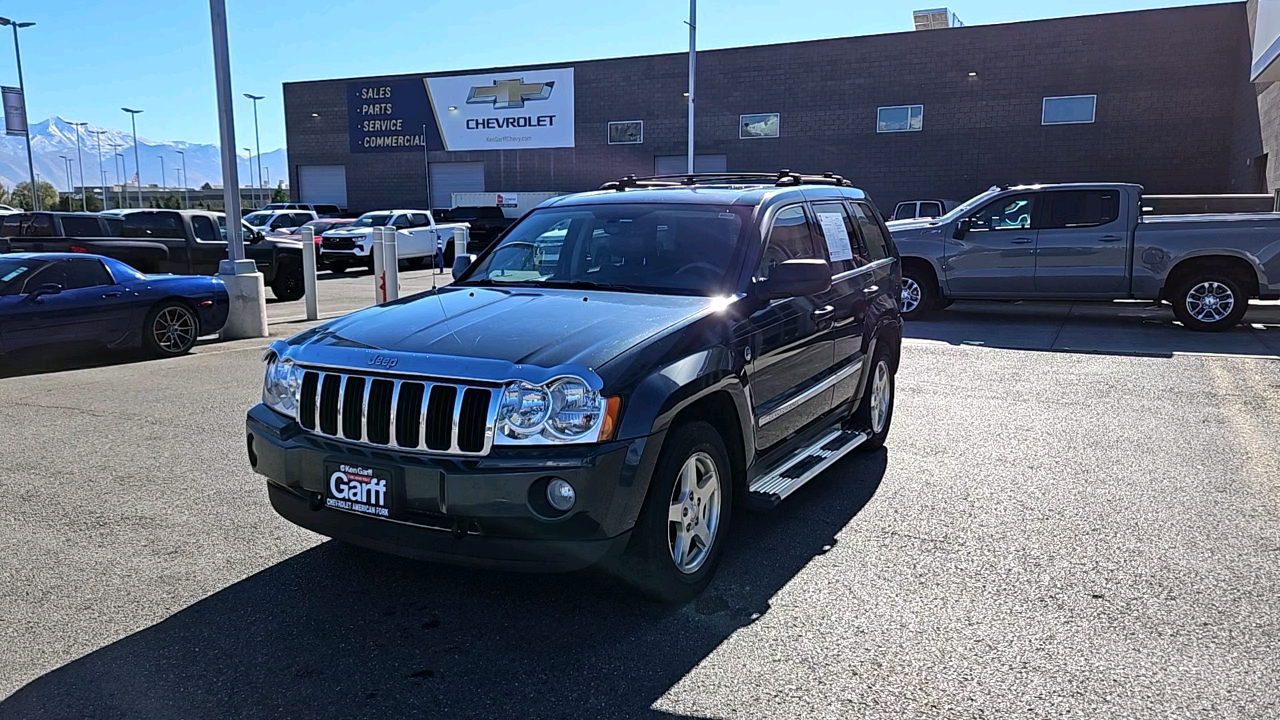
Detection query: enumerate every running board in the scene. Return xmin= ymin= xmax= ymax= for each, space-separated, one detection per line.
xmin=746 ymin=427 xmax=869 ymax=508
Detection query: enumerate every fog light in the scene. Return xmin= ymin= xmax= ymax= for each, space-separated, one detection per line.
xmin=546 ymin=479 xmax=576 ymax=512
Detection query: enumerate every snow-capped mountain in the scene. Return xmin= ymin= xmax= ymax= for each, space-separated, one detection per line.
xmin=0 ymin=116 xmax=287 ymax=193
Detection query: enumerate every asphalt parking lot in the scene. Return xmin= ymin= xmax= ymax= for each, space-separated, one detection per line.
xmin=0 ymin=298 xmax=1277 ymax=718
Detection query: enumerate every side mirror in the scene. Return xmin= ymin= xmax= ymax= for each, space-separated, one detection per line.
xmin=451 ymin=253 xmax=476 ymax=281
xmin=952 ymin=218 xmax=971 ymax=240
xmin=760 ymin=259 xmax=832 ymax=300
xmin=30 ymin=282 xmax=62 ymax=298
xmin=249 ymin=230 xmax=265 ymax=243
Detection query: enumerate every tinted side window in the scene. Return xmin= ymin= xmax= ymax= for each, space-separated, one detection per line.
xmin=102 ymin=217 xmax=123 ymax=236
xmin=758 ymin=205 xmax=818 ymax=280
xmin=62 ymin=216 xmax=104 ymax=238
xmin=292 ymin=213 xmax=314 ymax=226
xmin=28 ymin=215 xmax=54 ymax=237
xmin=61 ymin=259 xmax=114 ymax=289
xmin=391 ymin=215 xmax=411 ymax=228
xmin=123 ymin=213 xmax=184 ymax=239
xmin=850 ymin=203 xmax=892 ymax=262
xmin=1044 ymin=191 xmax=1120 ymax=229
xmin=919 ymin=201 xmax=943 ymax=218
xmin=409 ymin=213 xmax=429 ymax=227
xmin=1 ymin=214 xmax=24 ymax=237
xmin=192 ymin=215 xmax=220 ymax=242
xmin=893 ymin=202 xmax=916 ymax=220
xmin=812 ymin=202 xmax=865 ymax=273
xmin=969 ymin=194 xmax=1036 ymax=232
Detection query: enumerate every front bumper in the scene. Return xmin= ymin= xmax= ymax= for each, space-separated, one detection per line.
xmin=246 ymin=403 xmax=656 ymax=572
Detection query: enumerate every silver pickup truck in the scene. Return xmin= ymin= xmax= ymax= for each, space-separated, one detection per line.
xmin=888 ymin=183 xmax=1280 ymax=331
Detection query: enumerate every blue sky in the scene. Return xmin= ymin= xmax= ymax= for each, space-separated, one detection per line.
xmin=1 ymin=0 xmax=1219 ymax=151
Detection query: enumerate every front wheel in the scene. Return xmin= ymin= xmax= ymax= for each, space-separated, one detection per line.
xmin=615 ymin=421 xmax=734 ymax=603
xmin=900 ymin=266 xmax=940 ymax=321
xmin=1171 ymin=274 xmax=1248 ymax=332
xmin=270 ymin=263 xmax=305 ymax=302
xmin=853 ymin=347 xmax=895 ymax=451
xmin=143 ymin=301 xmax=199 ymax=357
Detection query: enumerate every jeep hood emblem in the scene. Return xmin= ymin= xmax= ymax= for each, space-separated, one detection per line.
xmin=367 ymin=354 xmax=399 ymax=369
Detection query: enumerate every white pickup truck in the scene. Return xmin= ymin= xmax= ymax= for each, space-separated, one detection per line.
xmin=318 ymin=209 xmax=469 ymax=272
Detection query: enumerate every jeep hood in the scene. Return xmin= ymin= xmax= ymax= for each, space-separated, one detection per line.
xmin=296 ymin=285 xmax=717 ymax=369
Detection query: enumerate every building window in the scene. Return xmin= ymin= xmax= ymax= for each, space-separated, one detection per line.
xmin=740 ymin=113 xmax=780 ymax=139
xmin=877 ymin=105 xmax=923 ymax=133
xmin=608 ymin=121 xmax=643 ymax=145
xmin=1042 ymin=95 xmax=1096 ymax=125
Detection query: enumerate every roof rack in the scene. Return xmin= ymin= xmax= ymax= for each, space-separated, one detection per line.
xmin=600 ymin=170 xmax=854 ymax=191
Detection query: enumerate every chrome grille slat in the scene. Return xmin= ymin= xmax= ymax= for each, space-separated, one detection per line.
xmin=298 ymin=368 xmax=495 ymax=456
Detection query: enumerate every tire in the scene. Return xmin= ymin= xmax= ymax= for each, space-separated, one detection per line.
xmin=405 ymin=257 xmax=426 ymax=269
xmin=270 ymin=263 xmax=305 ymax=302
xmin=853 ymin=346 xmax=896 ymax=451
xmin=615 ymin=421 xmax=734 ymax=603
xmin=900 ymin=265 xmax=940 ymax=321
xmin=1170 ymin=272 xmax=1248 ymax=332
xmin=143 ymin=301 xmax=199 ymax=357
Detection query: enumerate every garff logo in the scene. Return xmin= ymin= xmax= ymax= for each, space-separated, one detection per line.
xmin=367 ymin=354 xmax=398 ymax=369
xmin=466 ymin=79 xmax=554 ymax=110
xmin=328 ymin=465 xmax=388 ymax=514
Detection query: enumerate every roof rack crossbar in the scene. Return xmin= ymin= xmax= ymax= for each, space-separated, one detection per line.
xmin=600 ymin=171 xmax=853 ymax=191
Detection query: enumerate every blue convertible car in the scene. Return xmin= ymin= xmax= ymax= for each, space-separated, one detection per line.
xmin=0 ymin=253 xmax=229 ymax=358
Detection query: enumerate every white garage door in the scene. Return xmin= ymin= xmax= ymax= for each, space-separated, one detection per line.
xmin=654 ymin=154 xmax=727 ymax=175
xmin=298 ymin=165 xmax=348 ymax=208
xmin=429 ymin=162 xmax=485 ymax=209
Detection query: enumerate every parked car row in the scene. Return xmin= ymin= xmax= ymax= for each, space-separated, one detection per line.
xmin=318 ymin=209 xmax=470 ymax=272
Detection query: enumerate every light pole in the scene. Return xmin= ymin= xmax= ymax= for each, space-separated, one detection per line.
xmin=88 ymin=129 xmax=109 ymax=210
xmin=113 ymin=150 xmax=125 ymax=208
xmin=69 ymin=120 xmax=88 ymax=211
xmin=122 ymin=107 xmax=143 ymax=208
xmin=0 ymin=18 xmax=38 ymax=210
xmin=243 ymin=147 xmax=254 ymax=208
xmin=58 ymin=155 xmax=71 ymax=208
xmin=686 ymin=0 xmax=696 ymax=175
xmin=176 ymin=149 xmax=189 ymax=209
xmin=244 ymin=93 xmax=265 ymax=211
xmin=264 ymin=166 xmax=270 ymax=199
xmin=158 ymin=155 xmax=166 ymax=193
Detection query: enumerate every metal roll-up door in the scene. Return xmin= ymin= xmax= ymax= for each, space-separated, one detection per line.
xmin=298 ymin=165 xmax=348 ymax=208
xmin=429 ymin=162 xmax=485 ymax=210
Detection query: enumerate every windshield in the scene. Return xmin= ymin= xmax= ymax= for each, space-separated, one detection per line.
xmin=937 ymin=188 xmax=1005 ymax=223
xmin=243 ymin=212 xmax=272 ymax=226
xmin=0 ymin=259 xmax=39 ymax=295
xmin=459 ymin=203 xmax=752 ymax=296
xmin=215 ymin=215 xmax=261 ymax=240
xmin=349 ymin=214 xmax=392 ymax=228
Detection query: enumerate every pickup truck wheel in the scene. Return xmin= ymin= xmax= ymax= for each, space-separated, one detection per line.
xmin=900 ymin=267 xmax=939 ymax=321
xmin=1172 ymin=274 xmax=1248 ymax=332
xmin=615 ymin=421 xmax=733 ymax=603
xmin=270 ymin=264 xmax=305 ymax=302
xmin=405 ymin=257 xmax=426 ymax=269
xmin=143 ymin=301 xmax=199 ymax=357
xmin=853 ymin=346 xmax=895 ymax=451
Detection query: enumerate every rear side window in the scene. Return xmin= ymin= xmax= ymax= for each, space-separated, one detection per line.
xmin=758 ymin=205 xmax=818 ymax=280
xmin=123 ymin=212 xmax=184 ymax=239
xmin=812 ymin=202 xmax=867 ymax=274
xmin=1044 ymin=191 xmax=1120 ymax=229
xmin=102 ymin=217 xmax=123 ymax=236
xmin=850 ymin=203 xmax=893 ymax=262
xmin=192 ymin=216 xmax=220 ymax=242
xmin=919 ymin=201 xmax=943 ymax=218
xmin=61 ymin=216 xmax=104 ymax=238
xmin=893 ymin=202 xmax=916 ymax=220
xmin=27 ymin=215 xmax=54 ymax=237
xmin=1 ymin=214 xmax=24 ymax=237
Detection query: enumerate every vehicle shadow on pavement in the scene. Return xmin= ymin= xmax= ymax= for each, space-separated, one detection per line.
xmin=905 ymin=301 xmax=1280 ymax=358
xmin=0 ymin=452 xmax=887 ymax=720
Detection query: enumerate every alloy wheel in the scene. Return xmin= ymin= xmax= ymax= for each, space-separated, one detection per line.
xmin=870 ymin=359 xmax=892 ymax=434
xmin=901 ymin=277 xmax=922 ymax=314
xmin=153 ymin=306 xmax=196 ymax=353
xmin=667 ymin=451 xmax=722 ymax=574
xmin=1185 ymin=281 xmax=1234 ymax=323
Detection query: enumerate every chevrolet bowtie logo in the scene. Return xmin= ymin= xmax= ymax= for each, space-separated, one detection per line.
xmin=466 ymin=79 xmax=555 ymax=109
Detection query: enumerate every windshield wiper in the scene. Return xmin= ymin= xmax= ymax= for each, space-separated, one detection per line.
xmin=533 ymin=279 xmax=662 ymax=294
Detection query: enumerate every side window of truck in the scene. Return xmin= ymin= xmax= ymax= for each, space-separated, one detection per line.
xmin=1 ymin=214 xmax=24 ymax=237
xmin=123 ymin=213 xmax=184 ymax=239
xmin=1043 ymin=191 xmax=1120 ymax=229
xmin=192 ymin=216 xmax=220 ymax=243
xmin=850 ymin=202 xmax=893 ymax=262
xmin=27 ymin=215 xmax=54 ymax=237
xmin=61 ymin=216 xmax=103 ymax=238
xmin=758 ymin=205 xmax=819 ymax=281
xmin=969 ymin=194 xmax=1037 ymax=232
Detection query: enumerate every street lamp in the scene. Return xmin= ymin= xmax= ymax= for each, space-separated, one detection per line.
xmin=176 ymin=149 xmax=189 ymax=209
xmin=243 ymin=147 xmax=254 ymax=208
xmin=113 ymin=150 xmax=125 ymax=208
xmin=0 ymin=18 xmax=38 ymax=210
xmin=686 ymin=0 xmax=696 ymax=175
xmin=69 ymin=120 xmax=88 ymax=211
xmin=122 ymin=107 xmax=143 ymax=208
xmin=88 ymin=129 xmax=109 ymax=210
xmin=58 ymin=154 xmax=71 ymax=208
xmin=157 ymin=154 xmax=166 ymax=193
xmin=244 ymin=92 xmax=265 ymax=212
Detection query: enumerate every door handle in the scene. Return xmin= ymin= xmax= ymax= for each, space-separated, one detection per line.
xmin=102 ymin=291 xmax=122 ymax=298
xmin=862 ymin=285 xmax=879 ymax=294
xmin=812 ymin=305 xmax=835 ymax=318
xmin=1098 ymin=235 xmax=1124 ymax=242
xmin=1010 ymin=237 xmax=1034 ymax=245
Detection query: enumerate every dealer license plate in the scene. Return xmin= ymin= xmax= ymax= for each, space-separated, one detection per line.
xmin=324 ymin=462 xmax=393 ymax=519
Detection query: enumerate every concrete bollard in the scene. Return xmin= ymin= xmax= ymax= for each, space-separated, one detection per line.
xmin=384 ymin=226 xmax=400 ymax=302
xmin=372 ymin=227 xmax=385 ymax=304
xmin=301 ymin=227 xmax=319 ymax=321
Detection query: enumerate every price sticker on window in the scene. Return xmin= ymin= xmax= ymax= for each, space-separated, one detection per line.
xmin=817 ymin=213 xmax=854 ymax=262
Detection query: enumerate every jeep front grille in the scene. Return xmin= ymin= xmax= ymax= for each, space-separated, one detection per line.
xmin=297 ymin=369 xmax=498 ymax=455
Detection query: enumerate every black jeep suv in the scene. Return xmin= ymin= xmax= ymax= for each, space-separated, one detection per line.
xmin=247 ymin=172 xmax=903 ymax=601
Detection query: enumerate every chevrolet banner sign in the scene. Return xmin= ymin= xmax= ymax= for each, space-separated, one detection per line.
xmin=347 ymin=67 xmax=574 ymax=154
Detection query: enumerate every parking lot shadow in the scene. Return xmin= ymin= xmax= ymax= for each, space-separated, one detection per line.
xmin=0 ymin=452 xmax=887 ymax=720
xmin=905 ymin=300 xmax=1280 ymax=359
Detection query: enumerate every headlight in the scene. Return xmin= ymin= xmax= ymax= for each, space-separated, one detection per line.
xmin=262 ymin=353 xmax=302 ymax=418
xmin=496 ymin=376 xmax=614 ymax=443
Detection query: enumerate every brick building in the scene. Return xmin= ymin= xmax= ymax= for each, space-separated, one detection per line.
xmin=284 ymin=3 xmax=1264 ymax=214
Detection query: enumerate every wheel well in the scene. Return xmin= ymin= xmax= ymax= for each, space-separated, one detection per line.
xmin=669 ymin=391 xmax=746 ymax=495
xmin=874 ymin=323 xmax=903 ymax=373
xmin=1163 ymin=256 xmax=1259 ymax=299
xmin=900 ymin=257 xmax=940 ymax=292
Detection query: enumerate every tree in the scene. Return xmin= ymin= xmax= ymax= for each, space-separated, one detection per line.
xmin=272 ymin=181 xmax=287 ymax=203
xmin=55 ymin=192 xmax=103 ymax=212
xmin=10 ymin=180 xmax=58 ymax=211
xmin=200 ymin=181 xmax=212 ymax=191
xmin=0 ymin=183 xmax=8 ymax=205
